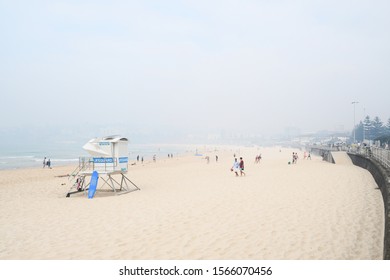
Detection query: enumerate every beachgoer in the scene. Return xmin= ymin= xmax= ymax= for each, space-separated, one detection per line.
xmin=76 ymin=177 xmax=83 ymax=191
xmin=231 ymin=158 xmax=240 ymax=176
xmin=293 ymin=153 xmax=298 ymax=164
xmin=137 ymin=155 xmax=139 ymax=161
xmin=216 ymin=155 xmax=218 ymax=162
xmin=43 ymin=157 xmax=46 ymax=168
xmin=153 ymin=155 xmax=156 ymax=162
xmin=47 ymin=159 xmax=51 ymax=169
xmin=239 ymin=157 xmax=246 ymax=176
xmin=141 ymin=157 xmax=144 ymax=163
xmin=308 ymin=152 xmax=311 ymax=160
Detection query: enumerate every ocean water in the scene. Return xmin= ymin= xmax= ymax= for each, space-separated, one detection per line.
xmin=0 ymin=141 xmax=86 ymax=170
xmin=0 ymin=142 xmax=196 ymax=170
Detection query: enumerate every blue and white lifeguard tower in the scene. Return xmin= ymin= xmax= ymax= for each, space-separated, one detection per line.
xmin=66 ymin=135 xmax=140 ymax=197
xmin=82 ymin=136 xmax=129 ymax=173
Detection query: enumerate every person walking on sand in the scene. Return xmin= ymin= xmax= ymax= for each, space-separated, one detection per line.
xmin=231 ymin=158 xmax=240 ymax=177
xmin=47 ymin=158 xmax=51 ymax=169
xmin=292 ymin=152 xmax=298 ymax=164
xmin=43 ymin=157 xmax=46 ymax=168
xmin=239 ymin=157 xmax=246 ymax=176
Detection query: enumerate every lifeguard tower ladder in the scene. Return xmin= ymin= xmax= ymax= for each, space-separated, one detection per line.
xmin=66 ymin=136 xmax=140 ymax=197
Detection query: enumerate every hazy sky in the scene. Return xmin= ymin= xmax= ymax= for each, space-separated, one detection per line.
xmin=1 ymin=0 xmax=389 ymax=140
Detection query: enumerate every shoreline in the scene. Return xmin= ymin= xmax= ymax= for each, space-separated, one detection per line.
xmin=0 ymin=143 xmax=230 ymax=171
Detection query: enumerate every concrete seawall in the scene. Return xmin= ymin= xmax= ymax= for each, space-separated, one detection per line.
xmin=309 ymin=147 xmax=335 ymax=163
xmin=347 ymin=153 xmax=390 ymax=260
xmin=308 ymin=146 xmax=389 ymax=259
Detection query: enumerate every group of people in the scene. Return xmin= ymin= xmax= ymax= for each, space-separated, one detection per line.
xmin=292 ymin=151 xmax=311 ymax=164
xmin=303 ymin=151 xmax=312 ymax=160
xmin=42 ymin=157 xmax=51 ymax=169
xmin=204 ymin=155 xmax=219 ymax=164
xmin=135 ymin=153 xmax=176 ymax=164
xmin=136 ymin=155 xmax=144 ymax=163
xmin=231 ymin=157 xmax=245 ymax=177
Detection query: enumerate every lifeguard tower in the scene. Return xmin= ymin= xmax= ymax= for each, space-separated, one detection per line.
xmin=66 ymin=136 xmax=140 ymax=197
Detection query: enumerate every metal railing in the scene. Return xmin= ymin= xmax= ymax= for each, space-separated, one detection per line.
xmin=371 ymin=147 xmax=390 ymax=169
xmin=77 ymin=157 xmax=119 ymax=173
xmin=306 ymin=144 xmax=390 ymax=170
xmin=344 ymin=146 xmax=390 ymax=170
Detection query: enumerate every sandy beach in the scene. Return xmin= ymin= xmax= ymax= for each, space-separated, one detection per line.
xmin=0 ymin=146 xmax=384 ymax=260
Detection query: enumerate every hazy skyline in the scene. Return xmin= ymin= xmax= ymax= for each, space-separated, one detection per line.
xmin=1 ymin=0 xmax=389 ymax=142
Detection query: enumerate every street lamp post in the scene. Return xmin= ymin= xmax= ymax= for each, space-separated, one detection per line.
xmin=351 ymin=101 xmax=359 ymax=143
xmin=363 ymin=107 xmax=365 ymax=142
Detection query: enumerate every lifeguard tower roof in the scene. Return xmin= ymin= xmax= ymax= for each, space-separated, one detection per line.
xmin=83 ymin=135 xmax=128 ymax=157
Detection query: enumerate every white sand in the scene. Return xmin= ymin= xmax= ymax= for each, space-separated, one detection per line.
xmin=0 ymin=147 xmax=384 ymax=259
xmin=332 ymin=151 xmax=353 ymax=165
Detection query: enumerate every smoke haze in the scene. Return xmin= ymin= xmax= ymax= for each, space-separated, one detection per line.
xmin=1 ymin=0 xmax=390 ymax=143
